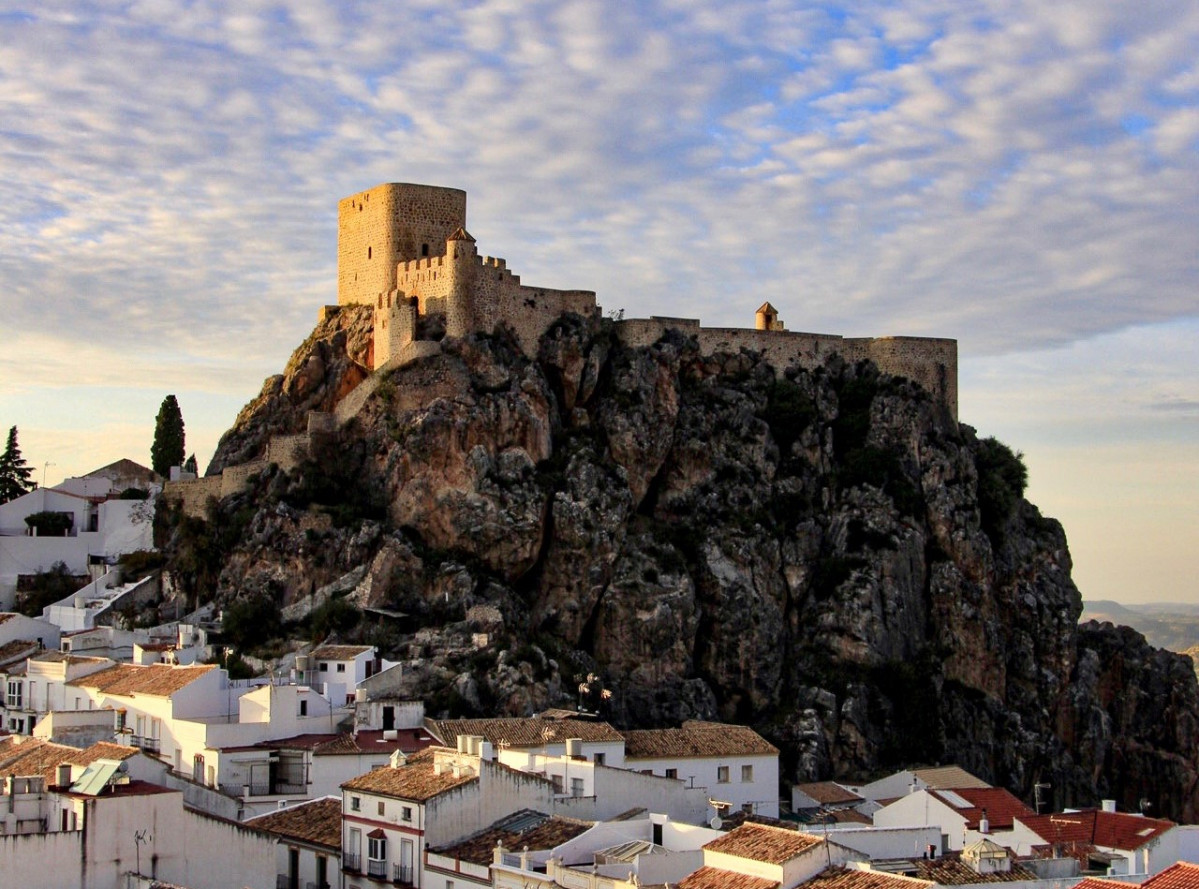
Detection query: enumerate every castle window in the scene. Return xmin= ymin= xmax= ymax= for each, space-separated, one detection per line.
xmin=368 ymin=246 xmax=372 ymax=260
xmin=422 ymin=243 xmax=429 ymax=257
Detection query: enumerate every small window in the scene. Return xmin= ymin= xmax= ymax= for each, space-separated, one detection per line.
xmin=447 ymin=881 xmax=455 ymax=889
xmin=350 ymin=795 xmax=361 ymax=812
xmin=368 ymin=246 xmax=372 ymax=259
xmin=402 ymin=806 xmax=413 ymax=822
xmin=717 ymin=766 xmax=730 ymax=783
xmin=741 ymin=764 xmax=753 ymax=783
xmin=299 ymin=699 xmax=308 ymax=717
xmin=378 ymin=800 xmax=385 ymax=816
xmin=336 ymin=663 xmax=346 ymax=673
xmin=594 ymin=753 xmax=605 ymax=766
xmin=319 ymin=662 xmax=328 ymax=672
xmin=665 ymin=768 xmax=677 ymax=779
xmin=421 ymin=243 xmax=429 ymax=257
xmin=570 ymin=777 xmax=585 ymax=798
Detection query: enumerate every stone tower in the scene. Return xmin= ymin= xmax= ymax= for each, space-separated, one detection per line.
xmin=338 ymin=183 xmax=467 ymax=306
xmin=445 ymin=227 xmax=478 ymax=339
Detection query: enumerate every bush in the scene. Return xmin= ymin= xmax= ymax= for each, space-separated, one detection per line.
xmin=118 ymin=550 xmax=164 ymax=582
xmin=975 ymin=437 xmax=1028 ymax=542
xmin=764 ymin=379 xmax=816 ymax=456
xmin=221 ymin=595 xmax=283 ymax=652
xmin=309 ymin=595 xmax=361 ymax=641
xmin=14 ymin=562 xmax=87 ymax=616
xmin=840 ymin=446 xmax=923 ymax=518
xmin=118 ymin=487 xmax=151 ymax=500
xmin=25 ymin=511 xmax=73 ymax=536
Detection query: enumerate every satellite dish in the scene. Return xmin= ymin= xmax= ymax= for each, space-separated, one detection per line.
xmin=710 ymin=815 xmax=723 ymax=830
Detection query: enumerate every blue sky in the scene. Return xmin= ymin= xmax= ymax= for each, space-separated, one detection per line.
xmin=0 ymin=1 xmax=1196 ymax=604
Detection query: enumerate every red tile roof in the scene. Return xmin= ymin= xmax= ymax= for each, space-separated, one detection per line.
xmin=912 ymin=854 xmax=1034 ymax=884
xmin=433 ymin=812 xmax=593 ymax=864
xmin=930 ymin=788 xmax=1034 ymax=830
xmin=678 ymin=866 xmax=780 ymax=889
xmin=800 ymin=867 xmax=933 ymax=889
xmin=342 ymin=750 xmax=477 ymax=800
xmin=0 ymin=737 xmax=139 ymax=785
xmin=1072 ymin=878 xmax=1131 ymax=889
xmin=794 ymin=782 xmax=863 ymax=806
xmin=1143 ymin=862 xmax=1199 ymax=889
xmin=1016 ymin=810 xmax=1176 ymax=851
xmin=704 ymin=823 xmax=824 ymax=864
xmin=247 ymin=797 xmax=342 ymax=849
xmin=426 ymin=716 xmax=624 ymax=747
xmin=310 ymin=644 xmax=374 ymax=660
xmin=624 ymin=721 xmax=779 ymax=759
xmin=68 ymin=662 xmax=216 ymax=697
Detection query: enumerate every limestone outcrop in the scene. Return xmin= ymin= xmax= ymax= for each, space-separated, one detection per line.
xmin=163 ymin=311 xmax=1199 ymax=821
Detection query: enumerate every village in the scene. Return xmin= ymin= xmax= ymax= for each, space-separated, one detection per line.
xmin=0 ymin=461 xmax=1197 ymax=889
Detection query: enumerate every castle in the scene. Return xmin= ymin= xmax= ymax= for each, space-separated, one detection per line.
xmin=164 ymin=183 xmax=957 ymax=517
xmin=336 ymin=182 xmax=957 ymax=418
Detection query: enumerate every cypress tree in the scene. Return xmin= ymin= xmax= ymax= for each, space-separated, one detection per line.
xmin=0 ymin=426 xmax=35 ymax=504
xmin=151 ymin=395 xmax=186 ymax=477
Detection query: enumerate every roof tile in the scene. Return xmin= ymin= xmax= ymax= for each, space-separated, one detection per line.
xmin=247 ymin=797 xmax=342 ymax=849
xmin=704 ymin=823 xmax=823 ymax=864
xmin=624 ymin=722 xmax=778 ymax=759
xmin=679 ymin=866 xmax=780 ymax=889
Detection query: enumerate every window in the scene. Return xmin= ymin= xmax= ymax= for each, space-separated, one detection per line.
xmin=665 ymin=768 xmax=677 ymax=779
xmin=717 ymin=766 xmax=730 ymax=783
xmin=570 ymin=777 xmax=584 ymax=798
xmin=350 ymin=795 xmax=361 ymax=812
xmin=378 ymin=800 xmax=385 ymax=816
xmin=336 ymin=663 xmax=346 ymax=673
xmin=741 ymin=765 xmax=754 ymax=783
xmin=6 ymin=681 xmax=21 ymax=709
xmin=368 ymin=835 xmax=387 ymax=860
xmin=299 ymin=699 xmax=308 ymax=717
xmin=551 ymin=774 xmax=564 ymax=794
xmin=402 ymin=806 xmax=413 ymax=822
xmin=594 ymin=753 xmax=605 ymax=766
xmin=319 ymin=662 xmax=328 ymax=672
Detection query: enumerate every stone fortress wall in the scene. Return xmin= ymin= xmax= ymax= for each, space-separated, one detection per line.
xmin=164 ymin=182 xmax=958 ymax=518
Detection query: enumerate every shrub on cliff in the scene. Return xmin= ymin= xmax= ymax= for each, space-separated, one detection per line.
xmin=975 ymin=437 xmax=1028 ymax=542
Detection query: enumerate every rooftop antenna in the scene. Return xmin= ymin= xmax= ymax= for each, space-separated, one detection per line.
xmin=134 ymin=828 xmax=152 ymax=876
xmin=42 ymin=461 xmax=54 ymax=488
xmin=1034 ymin=782 xmax=1051 ymax=814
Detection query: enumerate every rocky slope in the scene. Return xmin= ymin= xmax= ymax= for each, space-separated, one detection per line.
xmin=160 ymin=305 xmax=1199 ymax=820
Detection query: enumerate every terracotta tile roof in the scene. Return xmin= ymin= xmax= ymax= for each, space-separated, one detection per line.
xmin=67 ymin=662 xmax=216 ymax=697
xmin=912 ymin=767 xmax=990 ymax=790
xmin=1017 ymin=809 xmax=1175 ymax=851
xmin=795 ymin=782 xmax=863 ymax=806
xmin=929 ymin=788 xmax=1034 ymax=829
xmin=310 ymin=644 xmax=374 ymax=660
xmin=679 ymin=866 xmax=780 ymax=889
xmin=432 ymin=811 xmax=592 ymax=864
xmin=1072 ymin=878 xmax=1131 ymax=889
xmin=704 ymin=823 xmax=824 ymax=864
xmin=0 ymin=737 xmax=138 ymax=785
xmin=801 ymin=867 xmax=933 ymax=889
xmin=426 ymin=716 xmax=624 ymax=747
xmin=911 ymin=855 xmax=1035 ymax=884
xmin=623 ymin=721 xmax=779 ymax=759
xmin=827 ymin=809 xmax=872 ymax=825
xmin=0 ymin=639 xmax=39 ymax=667
xmin=1143 ymin=863 xmax=1199 ymax=889
xmin=31 ymin=651 xmax=109 ymax=665
xmin=246 ymin=797 xmax=342 ymax=849
xmin=342 ymin=751 xmax=477 ymax=800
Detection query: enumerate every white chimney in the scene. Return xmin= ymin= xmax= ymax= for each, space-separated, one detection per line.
xmin=1102 ymin=799 xmax=1117 ymax=813
xmin=979 ymin=809 xmax=990 ymax=834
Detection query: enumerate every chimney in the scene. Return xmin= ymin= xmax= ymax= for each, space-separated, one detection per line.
xmin=56 ymin=763 xmax=72 ymax=788
xmin=1102 ymin=799 xmax=1117 ymax=813
xmin=979 ymin=808 xmax=990 ymax=834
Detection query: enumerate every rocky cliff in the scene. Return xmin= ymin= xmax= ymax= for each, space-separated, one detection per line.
xmin=161 ymin=305 xmax=1199 ymax=820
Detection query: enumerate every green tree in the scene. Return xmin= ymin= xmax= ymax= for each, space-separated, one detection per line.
xmin=151 ymin=395 xmax=186 ymax=476
xmin=0 ymin=426 xmax=35 ymax=504
xmin=183 ymin=453 xmax=198 ymax=475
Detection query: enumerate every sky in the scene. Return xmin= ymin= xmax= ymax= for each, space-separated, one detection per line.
xmin=0 ymin=1 xmax=1196 ymax=605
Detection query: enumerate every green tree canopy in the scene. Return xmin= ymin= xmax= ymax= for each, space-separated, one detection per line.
xmin=0 ymin=426 xmax=35 ymax=504
xmin=151 ymin=395 xmax=186 ymax=476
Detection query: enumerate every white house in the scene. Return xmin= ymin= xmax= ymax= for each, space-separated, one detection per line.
xmin=248 ymin=795 xmax=343 ymax=889
xmin=622 ymin=721 xmax=781 ymax=818
xmin=1006 ymin=806 xmax=1199 ymax=876
xmin=871 ymin=787 xmax=1034 ymax=852
xmin=678 ymin=822 xmax=865 ymax=889
xmin=1 ymin=651 xmax=113 ymax=734
xmin=300 ymin=644 xmax=379 ymax=708
xmin=425 ymin=715 xmax=628 ymax=768
xmin=0 ymin=612 xmax=61 ymax=650
xmin=0 ymin=464 xmax=157 ymax=610
xmin=852 ymin=766 xmax=990 ymax=802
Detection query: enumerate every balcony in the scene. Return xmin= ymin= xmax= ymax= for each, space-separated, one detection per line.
xmin=393 ymin=863 xmax=414 ymax=886
xmin=342 ymin=853 xmax=360 ymax=873
xmin=366 ymin=858 xmax=388 ymax=879
xmin=131 ymin=735 xmax=160 ymax=753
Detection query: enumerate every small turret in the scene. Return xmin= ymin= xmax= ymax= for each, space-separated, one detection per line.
xmin=446 ymin=228 xmax=478 ymax=338
xmin=756 ymin=302 xmax=784 ymax=331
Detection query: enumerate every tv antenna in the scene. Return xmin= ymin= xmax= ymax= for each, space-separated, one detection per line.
xmin=1034 ymin=782 xmax=1051 ymax=814
xmin=134 ymin=828 xmax=153 ymax=876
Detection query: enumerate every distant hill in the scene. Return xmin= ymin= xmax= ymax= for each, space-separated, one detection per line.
xmin=1083 ymin=600 xmax=1199 ymax=663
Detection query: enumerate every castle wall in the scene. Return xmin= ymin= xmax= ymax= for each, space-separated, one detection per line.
xmin=857 ymin=336 xmax=958 ymax=420
xmin=162 ymin=475 xmax=223 ymax=516
xmin=338 ymin=183 xmax=466 ymax=307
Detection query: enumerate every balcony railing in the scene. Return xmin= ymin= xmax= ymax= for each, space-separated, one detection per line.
xmin=367 ymin=858 xmax=388 ymax=878
xmin=131 ymin=735 xmax=160 ymax=753
xmin=393 ymin=863 xmax=414 ymax=886
xmin=342 ymin=853 xmax=361 ymax=873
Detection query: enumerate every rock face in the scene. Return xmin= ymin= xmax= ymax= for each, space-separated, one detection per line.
xmin=167 ymin=309 xmax=1199 ymax=821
